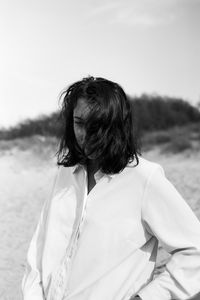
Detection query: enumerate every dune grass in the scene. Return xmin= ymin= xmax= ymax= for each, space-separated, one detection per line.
xmin=141 ymin=122 xmax=200 ymax=153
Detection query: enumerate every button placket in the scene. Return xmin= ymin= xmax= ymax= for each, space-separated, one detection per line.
xmin=60 ymin=169 xmax=88 ymax=298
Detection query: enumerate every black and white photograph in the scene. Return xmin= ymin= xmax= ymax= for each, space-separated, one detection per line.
xmin=1 ymin=1 xmax=200 ymax=299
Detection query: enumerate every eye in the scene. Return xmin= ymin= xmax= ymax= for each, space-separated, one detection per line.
xmin=74 ymin=120 xmax=84 ymax=126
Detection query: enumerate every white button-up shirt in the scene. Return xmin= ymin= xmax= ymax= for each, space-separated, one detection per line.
xmin=22 ymin=156 xmax=200 ymax=300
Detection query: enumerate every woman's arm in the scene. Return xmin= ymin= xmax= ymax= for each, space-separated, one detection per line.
xmin=138 ymin=165 xmax=200 ymax=300
xmin=21 ymin=199 xmax=48 ymax=299
xmin=22 ymin=167 xmax=60 ymax=300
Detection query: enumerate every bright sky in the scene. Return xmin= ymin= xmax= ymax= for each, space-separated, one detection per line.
xmin=1 ymin=0 xmax=200 ymax=128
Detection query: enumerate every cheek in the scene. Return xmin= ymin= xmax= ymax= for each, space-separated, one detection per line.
xmin=74 ymin=126 xmax=86 ymax=143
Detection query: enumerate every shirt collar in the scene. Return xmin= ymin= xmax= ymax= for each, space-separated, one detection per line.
xmin=71 ymin=164 xmax=116 ymax=179
xmin=71 ymin=164 xmax=82 ymax=173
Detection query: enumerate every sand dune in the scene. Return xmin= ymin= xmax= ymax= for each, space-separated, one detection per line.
xmin=0 ymin=139 xmax=200 ymax=299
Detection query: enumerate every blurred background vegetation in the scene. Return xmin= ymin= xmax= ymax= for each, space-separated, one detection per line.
xmin=0 ymin=94 xmax=200 ymax=154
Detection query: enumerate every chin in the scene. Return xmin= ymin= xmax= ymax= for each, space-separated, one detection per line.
xmin=86 ymin=154 xmax=96 ymax=160
xmin=84 ymin=149 xmax=99 ymax=160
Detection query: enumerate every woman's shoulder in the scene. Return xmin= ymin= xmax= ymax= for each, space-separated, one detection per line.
xmin=52 ymin=165 xmax=77 ymax=194
xmin=127 ymin=155 xmax=163 ymax=179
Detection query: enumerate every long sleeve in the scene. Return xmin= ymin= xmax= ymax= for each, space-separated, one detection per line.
xmin=138 ymin=165 xmax=200 ymax=300
xmin=22 ymin=167 xmax=60 ymax=300
xmin=21 ymin=201 xmax=47 ymax=300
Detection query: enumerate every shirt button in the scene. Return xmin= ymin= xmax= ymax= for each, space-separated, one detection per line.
xmin=64 ymin=289 xmax=70 ymax=297
xmin=64 ymin=256 xmax=70 ymax=267
xmin=58 ymin=278 xmax=63 ymax=287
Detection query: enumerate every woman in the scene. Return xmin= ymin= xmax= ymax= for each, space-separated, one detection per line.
xmin=22 ymin=76 xmax=200 ymax=300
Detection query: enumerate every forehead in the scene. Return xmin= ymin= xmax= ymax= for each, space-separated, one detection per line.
xmin=73 ymin=97 xmax=91 ymax=118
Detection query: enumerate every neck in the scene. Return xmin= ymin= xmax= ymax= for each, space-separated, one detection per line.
xmin=87 ymin=159 xmax=99 ymax=174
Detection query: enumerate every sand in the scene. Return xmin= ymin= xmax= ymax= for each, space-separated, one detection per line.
xmin=0 ymin=139 xmax=200 ymax=299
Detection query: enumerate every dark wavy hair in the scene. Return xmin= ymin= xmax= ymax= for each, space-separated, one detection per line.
xmin=56 ymin=76 xmax=140 ymax=174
